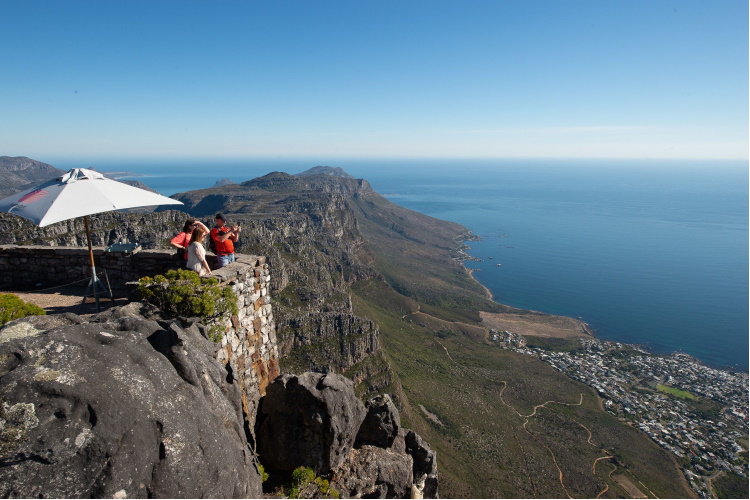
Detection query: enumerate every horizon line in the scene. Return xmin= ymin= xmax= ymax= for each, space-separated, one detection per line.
xmin=15 ymin=154 xmax=750 ymax=164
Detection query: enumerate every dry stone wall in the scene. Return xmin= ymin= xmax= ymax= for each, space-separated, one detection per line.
xmin=0 ymin=245 xmax=192 ymax=289
xmin=210 ymin=254 xmax=280 ymax=424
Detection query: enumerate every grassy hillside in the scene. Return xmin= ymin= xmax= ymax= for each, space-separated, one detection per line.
xmin=351 ymin=278 xmax=693 ymax=498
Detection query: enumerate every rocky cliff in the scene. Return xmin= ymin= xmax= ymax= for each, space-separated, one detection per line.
xmin=0 ymin=309 xmax=436 ymax=498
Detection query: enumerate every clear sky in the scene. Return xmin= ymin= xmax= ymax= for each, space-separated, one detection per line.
xmin=1 ymin=0 xmax=747 ymax=161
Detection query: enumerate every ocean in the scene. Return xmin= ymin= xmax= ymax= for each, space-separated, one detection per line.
xmin=54 ymin=157 xmax=749 ymax=370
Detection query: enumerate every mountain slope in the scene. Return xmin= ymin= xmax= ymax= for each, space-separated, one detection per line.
xmin=0 ymin=156 xmax=65 ymax=198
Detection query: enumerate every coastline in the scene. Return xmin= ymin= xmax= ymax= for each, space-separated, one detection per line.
xmin=465 ymin=267 xmax=495 ymax=301
xmin=458 ymin=239 xmax=595 ymax=340
xmin=459 ymin=241 xmax=746 ymax=373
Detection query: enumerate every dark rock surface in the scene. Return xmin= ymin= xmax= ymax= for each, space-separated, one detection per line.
xmin=406 ymin=430 xmax=439 ymax=499
xmin=256 ymin=372 xmax=366 ymax=474
xmin=256 ymin=375 xmax=439 ymax=499
xmin=331 ymin=445 xmax=413 ymax=499
xmin=0 ymin=307 xmax=262 ymax=499
xmin=356 ymin=393 xmax=401 ymax=448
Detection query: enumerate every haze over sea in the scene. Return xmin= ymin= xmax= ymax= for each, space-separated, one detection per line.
xmin=56 ymin=157 xmax=749 ymax=371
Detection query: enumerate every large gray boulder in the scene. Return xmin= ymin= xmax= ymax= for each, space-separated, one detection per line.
xmin=256 ymin=372 xmax=366 ymax=474
xmin=0 ymin=308 xmax=262 ymax=498
xmin=331 ymin=445 xmax=413 ymax=498
xmin=356 ymin=393 xmax=401 ymax=448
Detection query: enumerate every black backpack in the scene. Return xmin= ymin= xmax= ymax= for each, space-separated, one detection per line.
xmin=208 ymin=227 xmax=218 ymax=254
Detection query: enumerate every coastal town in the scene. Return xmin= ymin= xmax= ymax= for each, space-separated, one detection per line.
xmin=490 ymin=329 xmax=749 ymax=498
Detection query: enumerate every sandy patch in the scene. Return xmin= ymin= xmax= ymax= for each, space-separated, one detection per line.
xmin=612 ymin=474 xmax=648 ymax=499
xmin=480 ymin=311 xmax=592 ymax=339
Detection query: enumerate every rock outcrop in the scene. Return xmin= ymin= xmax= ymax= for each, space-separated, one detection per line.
xmin=356 ymin=394 xmax=401 ymax=448
xmin=256 ymin=372 xmax=366 ymax=474
xmin=0 ymin=308 xmax=263 ymax=498
xmin=256 ymin=372 xmax=438 ymax=499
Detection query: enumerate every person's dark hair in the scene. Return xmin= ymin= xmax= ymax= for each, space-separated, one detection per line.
xmin=215 ymin=212 xmax=225 ymax=221
xmin=182 ymin=219 xmax=196 ymax=233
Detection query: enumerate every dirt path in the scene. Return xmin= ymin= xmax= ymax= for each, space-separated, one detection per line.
xmin=435 ymin=339 xmax=456 ymax=363
xmin=497 ymin=381 xmax=663 ymax=499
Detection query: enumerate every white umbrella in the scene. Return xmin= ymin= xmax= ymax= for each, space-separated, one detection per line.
xmin=0 ymin=168 xmax=183 ymax=310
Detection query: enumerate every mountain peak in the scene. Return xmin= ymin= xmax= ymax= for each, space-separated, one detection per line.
xmin=296 ymin=166 xmax=354 ymax=179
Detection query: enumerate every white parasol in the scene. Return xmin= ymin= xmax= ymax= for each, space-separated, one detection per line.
xmin=0 ymin=168 xmax=183 ymax=309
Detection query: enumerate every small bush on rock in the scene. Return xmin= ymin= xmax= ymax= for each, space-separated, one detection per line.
xmin=258 ymin=463 xmax=269 ymax=483
xmin=0 ymin=294 xmax=45 ymax=326
xmin=137 ymin=269 xmax=238 ymax=341
xmin=288 ymin=466 xmax=339 ymax=499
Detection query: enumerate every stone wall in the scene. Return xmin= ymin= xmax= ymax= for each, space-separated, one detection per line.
xmin=211 ymin=254 xmax=280 ymax=426
xmin=0 ymin=245 xmax=194 ymax=289
xmin=0 ymin=244 xmax=279 ymax=432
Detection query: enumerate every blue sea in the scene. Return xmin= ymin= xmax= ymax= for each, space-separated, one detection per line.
xmin=54 ymin=157 xmax=750 ymax=370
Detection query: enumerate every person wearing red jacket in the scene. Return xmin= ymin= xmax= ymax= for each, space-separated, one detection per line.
xmin=210 ymin=212 xmax=241 ymax=268
xmin=170 ymin=219 xmax=196 ymax=264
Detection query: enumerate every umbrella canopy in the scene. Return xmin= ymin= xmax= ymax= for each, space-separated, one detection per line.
xmin=0 ymin=168 xmax=182 ymax=227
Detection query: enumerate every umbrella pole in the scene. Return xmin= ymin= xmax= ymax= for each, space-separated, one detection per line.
xmin=81 ymin=215 xmax=110 ymax=312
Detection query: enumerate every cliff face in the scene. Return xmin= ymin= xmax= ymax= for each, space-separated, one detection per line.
xmin=0 ymin=308 xmax=436 ymax=498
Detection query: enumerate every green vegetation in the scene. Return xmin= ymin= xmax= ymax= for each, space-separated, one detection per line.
xmin=712 ymin=472 xmax=749 ymax=499
xmin=258 ymin=463 xmax=269 ymax=483
xmin=657 ymin=384 xmax=696 ymax=400
xmin=0 ymin=293 xmax=45 ymax=326
xmin=350 ymin=277 xmax=693 ymax=499
xmin=137 ymin=269 xmax=238 ymax=341
xmin=287 ymin=466 xmax=339 ymax=499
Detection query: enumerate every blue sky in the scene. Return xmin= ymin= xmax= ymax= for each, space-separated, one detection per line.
xmin=1 ymin=0 xmax=747 ymax=161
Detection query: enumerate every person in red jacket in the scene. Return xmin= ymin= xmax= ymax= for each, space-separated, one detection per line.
xmin=210 ymin=213 xmax=241 ymax=268
xmin=170 ymin=219 xmax=196 ymax=264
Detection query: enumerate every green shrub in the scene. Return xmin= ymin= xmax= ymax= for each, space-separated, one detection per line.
xmin=0 ymin=294 xmax=45 ymax=326
xmin=315 ymin=477 xmax=339 ymax=498
xmin=137 ymin=269 xmax=238 ymax=341
xmin=291 ymin=466 xmax=316 ymax=487
xmin=288 ymin=466 xmax=339 ymax=499
xmin=258 ymin=462 xmax=269 ymax=483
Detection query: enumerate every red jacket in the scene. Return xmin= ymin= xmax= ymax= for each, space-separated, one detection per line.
xmin=210 ymin=227 xmax=235 ymax=255
xmin=170 ymin=231 xmax=191 ymax=259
